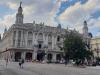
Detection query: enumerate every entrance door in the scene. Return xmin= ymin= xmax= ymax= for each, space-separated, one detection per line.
xmin=56 ymin=54 xmax=61 ymax=62
xmin=25 ymin=52 xmax=32 ymax=61
xmin=47 ymin=53 xmax=52 ymax=62
xmin=15 ymin=52 xmax=21 ymax=62
xmin=37 ymin=50 xmax=45 ymax=61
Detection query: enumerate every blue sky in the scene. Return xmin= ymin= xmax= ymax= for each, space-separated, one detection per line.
xmin=0 ymin=0 xmax=100 ymax=37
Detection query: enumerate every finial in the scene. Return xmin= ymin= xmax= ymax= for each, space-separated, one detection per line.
xmin=20 ymin=1 xmax=22 ymax=7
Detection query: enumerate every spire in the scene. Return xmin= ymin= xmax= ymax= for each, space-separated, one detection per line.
xmin=83 ymin=20 xmax=88 ymax=32
xmin=16 ymin=1 xmax=23 ymax=24
xmin=18 ymin=1 xmax=23 ymax=14
xmin=20 ymin=1 xmax=22 ymax=8
xmin=83 ymin=20 xmax=88 ymax=38
xmin=4 ymin=27 xmax=7 ymax=32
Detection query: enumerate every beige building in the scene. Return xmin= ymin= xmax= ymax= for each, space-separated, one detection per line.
xmin=90 ymin=37 xmax=100 ymax=58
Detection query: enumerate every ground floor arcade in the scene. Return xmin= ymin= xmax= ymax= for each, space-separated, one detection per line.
xmin=0 ymin=48 xmax=63 ymax=63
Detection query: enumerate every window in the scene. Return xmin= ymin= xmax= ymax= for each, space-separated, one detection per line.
xmin=38 ymin=33 xmax=43 ymax=40
xmin=17 ymin=40 xmax=21 ymax=47
xmin=18 ymin=31 xmax=21 ymax=40
xmin=38 ymin=43 xmax=42 ymax=49
xmin=28 ymin=31 xmax=33 ymax=39
xmin=27 ymin=40 xmax=32 ymax=47
xmin=48 ymin=34 xmax=52 ymax=42
xmin=57 ymin=36 xmax=60 ymax=42
xmin=48 ymin=42 xmax=52 ymax=49
xmin=13 ymin=40 xmax=15 ymax=46
xmin=13 ymin=31 xmax=16 ymax=39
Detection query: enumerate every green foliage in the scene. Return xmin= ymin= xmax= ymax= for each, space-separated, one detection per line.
xmin=63 ymin=31 xmax=93 ymax=62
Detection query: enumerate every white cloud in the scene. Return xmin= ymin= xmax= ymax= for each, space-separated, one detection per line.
xmin=58 ymin=0 xmax=100 ymax=34
xmin=7 ymin=2 xmax=18 ymax=9
xmin=0 ymin=13 xmax=16 ymax=36
xmin=0 ymin=0 xmax=100 ymax=37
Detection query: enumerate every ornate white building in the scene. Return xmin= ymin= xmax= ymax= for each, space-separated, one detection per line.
xmin=0 ymin=2 xmax=92 ymax=62
xmin=0 ymin=3 xmax=66 ymax=62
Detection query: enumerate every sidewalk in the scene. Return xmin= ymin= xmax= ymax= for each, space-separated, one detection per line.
xmin=0 ymin=60 xmax=5 ymax=70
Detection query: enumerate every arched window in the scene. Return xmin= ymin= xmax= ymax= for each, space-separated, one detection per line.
xmin=38 ymin=33 xmax=43 ymax=40
xmin=48 ymin=34 xmax=52 ymax=41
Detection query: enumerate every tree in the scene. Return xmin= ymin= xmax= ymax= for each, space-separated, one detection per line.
xmin=63 ymin=30 xmax=93 ymax=65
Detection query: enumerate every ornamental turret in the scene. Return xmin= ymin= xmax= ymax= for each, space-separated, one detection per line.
xmin=15 ymin=2 xmax=23 ymax=24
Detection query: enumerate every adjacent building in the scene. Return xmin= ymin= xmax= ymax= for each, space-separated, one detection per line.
xmin=90 ymin=37 xmax=100 ymax=58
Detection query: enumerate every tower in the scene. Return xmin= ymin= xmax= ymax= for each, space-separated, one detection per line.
xmin=0 ymin=34 xmax=1 ymax=41
xmin=15 ymin=2 xmax=24 ymax=24
xmin=83 ymin=20 xmax=88 ymax=38
xmin=57 ymin=24 xmax=61 ymax=29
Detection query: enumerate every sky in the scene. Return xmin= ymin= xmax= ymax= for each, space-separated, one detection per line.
xmin=0 ymin=0 xmax=100 ymax=37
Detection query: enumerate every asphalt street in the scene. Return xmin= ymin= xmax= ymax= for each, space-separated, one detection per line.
xmin=0 ymin=61 xmax=100 ymax=75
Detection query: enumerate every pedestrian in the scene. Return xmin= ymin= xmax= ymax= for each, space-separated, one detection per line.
xmin=5 ymin=58 xmax=9 ymax=68
xmin=19 ymin=58 xmax=25 ymax=68
xmin=19 ymin=59 xmax=22 ymax=68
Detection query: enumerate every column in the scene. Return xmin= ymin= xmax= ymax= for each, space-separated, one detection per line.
xmin=21 ymin=31 xmax=23 ymax=47
xmin=33 ymin=50 xmax=37 ymax=60
xmin=32 ymin=33 xmax=35 ymax=47
xmin=52 ymin=35 xmax=54 ymax=49
xmin=12 ymin=51 xmax=15 ymax=61
xmin=43 ymin=34 xmax=45 ymax=44
xmin=46 ymin=34 xmax=48 ymax=45
xmin=21 ymin=51 xmax=26 ymax=60
xmin=25 ymin=31 xmax=28 ymax=47
xmin=15 ymin=30 xmax=18 ymax=47
xmin=52 ymin=53 xmax=56 ymax=62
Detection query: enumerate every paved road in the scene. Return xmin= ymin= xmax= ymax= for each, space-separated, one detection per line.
xmin=0 ymin=61 xmax=100 ymax=75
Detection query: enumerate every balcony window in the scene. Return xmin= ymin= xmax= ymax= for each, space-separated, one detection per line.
xmin=27 ymin=40 xmax=32 ymax=47
xmin=28 ymin=31 xmax=33 ymax=39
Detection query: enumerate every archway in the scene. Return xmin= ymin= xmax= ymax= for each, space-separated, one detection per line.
xmin=37 ymin=50 xmax=45 ymax=61
xmin=15 ymin=52 xmax=21 ymax=62
xmin=56 ymin=54 xmax=61 ymax=62
xmin=25 ymin=52 xmax=32 ymax=61
xmin=47 ymin=53 xmax=53 ymax=62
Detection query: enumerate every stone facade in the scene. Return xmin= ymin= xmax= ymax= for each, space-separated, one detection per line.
xmin=0 ymin=2 xmax=91 ymax=62
xmin=0 ymin=3 xmax=66 ymax=62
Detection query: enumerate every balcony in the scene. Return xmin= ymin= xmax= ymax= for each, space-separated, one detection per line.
xmin=38 ymin=38 xmax=43 ymax=43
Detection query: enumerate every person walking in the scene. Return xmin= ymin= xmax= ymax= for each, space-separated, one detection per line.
xmin=5 ymin=58 xmax=9 ymax=68
xmin=19 ymin=58 xmax=25 ymax=68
